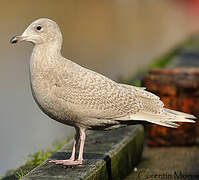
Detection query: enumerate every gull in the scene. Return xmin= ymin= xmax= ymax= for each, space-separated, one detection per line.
xmin=10 ymin=18 xmax=196 ymax=165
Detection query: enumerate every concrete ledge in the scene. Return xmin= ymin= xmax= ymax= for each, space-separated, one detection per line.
xmin=22 ymin=125 xmax=144 ymax=180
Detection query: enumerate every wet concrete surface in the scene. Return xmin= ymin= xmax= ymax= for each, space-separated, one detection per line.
xmin=125 ymin=146 xmax=199 ymax=180
xmin=125 ymin=34 xmax=199 ymax=180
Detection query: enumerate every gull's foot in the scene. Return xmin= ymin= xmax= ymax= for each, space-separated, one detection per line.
xmin=49 ymin=159 xmax=83 ymax=165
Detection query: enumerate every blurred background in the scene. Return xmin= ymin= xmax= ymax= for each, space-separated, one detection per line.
xmin=1 ymin=0 xmax=199 ymax=176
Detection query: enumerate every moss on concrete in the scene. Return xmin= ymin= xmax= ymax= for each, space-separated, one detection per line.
xmin=120 ymin=36 xmax=198 ymax=87
xmin=1 ymin=139 xmax=69 ymax=180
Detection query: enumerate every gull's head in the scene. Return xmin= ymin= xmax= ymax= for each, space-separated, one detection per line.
xmin=10 ymin=18 xmax=62 ymax=45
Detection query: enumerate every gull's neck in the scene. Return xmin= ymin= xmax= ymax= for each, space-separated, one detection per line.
xmin=31 ymin=40 xmax=62 ymax=63
xmin=30 ymin=40 xmax=63 ymax=78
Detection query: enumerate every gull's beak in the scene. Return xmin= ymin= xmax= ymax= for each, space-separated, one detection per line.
xmin=10 ymin=35 xmax=26 ymax=44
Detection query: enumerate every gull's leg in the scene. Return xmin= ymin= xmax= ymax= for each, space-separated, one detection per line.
xmin=69 ymin=128 xmax=80 ymax=161
xmin=49 ymin=128 xmax=80 ymax=164
xmin=52 ymin=128 xmax=86 ymax=165
xmin=75 ymin=128 xmax=86 ymax=164
xmin=61 ymin=128 xmax=86 ymax=165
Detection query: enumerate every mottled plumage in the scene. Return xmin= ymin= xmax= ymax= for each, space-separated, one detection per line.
xmin=11 ymin=18 xmax=196 ymax=165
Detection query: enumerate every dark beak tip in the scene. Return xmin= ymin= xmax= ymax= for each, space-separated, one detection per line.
xmin=10 ymin=36 xmax=18 ymax=44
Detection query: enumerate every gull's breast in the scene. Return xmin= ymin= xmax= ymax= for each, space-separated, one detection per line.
xmin=29 ymin=57 xmax=72 ymax=123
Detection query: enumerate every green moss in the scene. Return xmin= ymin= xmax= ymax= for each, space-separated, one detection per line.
xmin=1 ymin=138 xmax=69 ymax=180
xmin=121 ymin=37 xmax=196 ymax=87
xmin=120 ymin=49 xmax=177 ymax=87
xmin=15 ymin=169 xmax=25 ymax=179
xmin=131 ymin=80 xmax=141 ymax=87
xmin=26 ymin=140 xmax=67 ymax=166
xmin=148 ymin=48 xmax=179 ymax=70
xmin=149 ymin=36 xmax=199 ymax=70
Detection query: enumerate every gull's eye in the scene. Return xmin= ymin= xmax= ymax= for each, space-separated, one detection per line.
xmin=36 ymin=26 xmax=42 ymax=31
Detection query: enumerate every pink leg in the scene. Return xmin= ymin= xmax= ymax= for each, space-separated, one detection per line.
xmin=77 ymin=128 xmax=86 ymax=163
xmin=69 ymin=129 xmax=80 ymax=160
xmin=49 ymin=128 xmax=86 ymax=166
xmin=49 ymin=128 xmax=80 ymax=164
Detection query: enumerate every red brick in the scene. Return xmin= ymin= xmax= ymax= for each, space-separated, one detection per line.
xmin=142 ymin=68 xmax=198 ymax=146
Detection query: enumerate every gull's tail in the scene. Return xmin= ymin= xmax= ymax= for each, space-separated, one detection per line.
xmin=132 ymin=108 xmax=196 ymax=128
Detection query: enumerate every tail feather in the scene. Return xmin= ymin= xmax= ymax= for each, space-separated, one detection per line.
xmin=146 ymin=120 xmax=179 ymax=128
xmin=131 ymin=108 xmax=196 ymax=128
xmin=164 ymin=108 xmax=196 ymax=119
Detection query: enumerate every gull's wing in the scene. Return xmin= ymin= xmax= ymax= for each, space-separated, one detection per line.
xmin=55 ymin=59 xmax=195 ymax=128
xmin=55 ymin=59 xmax=163 ymax=120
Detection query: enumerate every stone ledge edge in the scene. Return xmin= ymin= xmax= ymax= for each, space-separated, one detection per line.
xmin=23 ymin=125 xmax=144 ymax=180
